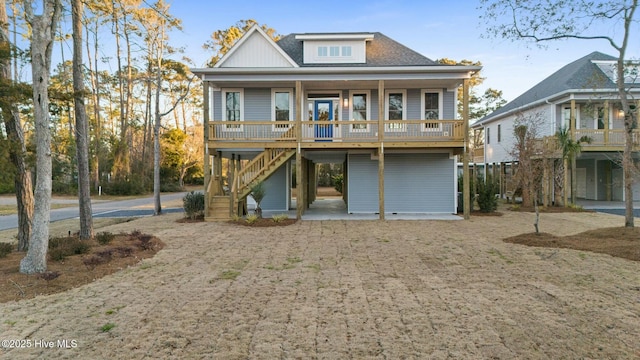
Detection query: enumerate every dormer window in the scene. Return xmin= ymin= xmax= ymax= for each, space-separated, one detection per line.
xmin=297 ymin=33 xmax=373 ymax=64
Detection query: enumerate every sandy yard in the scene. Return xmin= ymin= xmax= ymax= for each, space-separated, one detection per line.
xmin=1 ymin=210 xmax=639 ymax=359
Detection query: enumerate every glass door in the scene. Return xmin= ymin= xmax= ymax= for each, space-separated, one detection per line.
xmin=314 ymin=100 xmax=333 ymax=141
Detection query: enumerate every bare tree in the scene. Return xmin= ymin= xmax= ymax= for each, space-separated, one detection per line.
xmin=20 ymin=0 xmax=62 ymax=274
xmin=72 ymin=0 xmax=93 ymax=240
xmin=480 ymin=0 xmax=638 ymax=227
xmin=509 ymin=111 xmax=546 ymax=233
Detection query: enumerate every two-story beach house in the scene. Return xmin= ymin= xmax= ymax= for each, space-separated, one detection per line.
xmin=473 ymin=51 xmax=640 ymax=203
xmin=191 ymin=25 xmax=480 ymax=220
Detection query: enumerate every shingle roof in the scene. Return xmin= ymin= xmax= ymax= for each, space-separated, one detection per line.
xmin=477 ymin=51 xmax=618 ymax=124
xmin=276 ymin=32 xmax=439 ymax=67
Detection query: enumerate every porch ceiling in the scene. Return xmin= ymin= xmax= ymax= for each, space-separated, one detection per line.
xmin=209 ymin=79 xmax=461 ymax=90
xmin=303 ymin=150 xmax=347 ymax=163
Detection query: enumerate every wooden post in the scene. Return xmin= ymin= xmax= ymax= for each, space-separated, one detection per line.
xmin=295 ymin=81 xmax=303 ymax=219
xmin=604 ymin=100 xmax=609 ymax=145
xmin=203 ymin=82 xmax=210 ymax=218
xmin=463 ymin=79 xmax=470 ymax=219
xmin=378 ymin=80 xmax=385 ymax=219
xmin=542 ymin=158 xmax=549 ymax=207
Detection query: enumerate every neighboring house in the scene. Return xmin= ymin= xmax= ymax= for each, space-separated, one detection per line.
xmin=473 ymin=51 xmax=640 ymax=202
xmin=191 ymin=25 xmax=480 ymax=220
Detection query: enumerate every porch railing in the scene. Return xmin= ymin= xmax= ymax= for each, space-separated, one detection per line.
xmin=208 ymin=119 xmax=465 ymax=144
xmin=575 ymin=129 xmax=640 ymax=148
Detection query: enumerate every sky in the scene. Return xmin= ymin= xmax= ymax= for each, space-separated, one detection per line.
xmin=163 ymin=0 xmax=640 ymax=104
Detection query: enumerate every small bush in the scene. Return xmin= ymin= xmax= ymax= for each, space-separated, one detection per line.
xmin=245 ymin=214 xmax=259 ymax=224
xmin=476 ymin=175 xmax=500 ymax=213
xmin=160 ymin=182 xmax=183 ymax=193
xmin=271 ymin=214 xmax=289 ymax=223
xmin=333 ymin=174 xmax=343 ymax=194
xmin=0 ymin=242 xmax=13 ymax=258
xmin=48 ymin=237 xmax=91 ymax=262
xmin=182 ymin=191 xmax=205 ymax=220
xmin=96 ymin=232 xmax=115 ymax=245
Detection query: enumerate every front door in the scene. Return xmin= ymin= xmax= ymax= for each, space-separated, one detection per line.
xmin=314 ymin=100 xmax=333 ymax=141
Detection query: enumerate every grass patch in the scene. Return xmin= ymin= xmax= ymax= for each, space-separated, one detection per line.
xmin=219 ymin=270 xmax=241 ymax=280
xmin=488 ymin=248 xmax=513 ymax=264
xmin=100 ymin=323 xmax=116 ymax=332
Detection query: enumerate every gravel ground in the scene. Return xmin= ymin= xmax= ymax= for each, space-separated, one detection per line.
xmin=1 ymin=210 xmax=639 ymax=359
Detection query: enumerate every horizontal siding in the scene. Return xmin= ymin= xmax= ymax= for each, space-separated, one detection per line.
xmin=260 ymin=163 xmax=288 ymax=211
xmin=245 ymin=88 xmax=270 ymax=121
xmin=407 ymin=89 xmax=420 ymax=119
xmin=348 ymin=154 xmax=379 ymax=213
xmin=443 ymin=90 xmax=454 ymax=119
xmin=384 ymin=154 xmax=454 ymax=213
xmin=213 ymin=91 xmax=221 ymax=121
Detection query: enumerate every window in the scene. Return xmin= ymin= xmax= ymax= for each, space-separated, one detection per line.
xmin=597 ymin=107 xmax=606 ymax=129
xmin=317 ymin=46 xmax=328 ymax=57
xmin=486 ymin=127 xmax=490 ymax=145
xmin=341 ymin=46 xmax=352 ymax=57
xmin=223 ymin=89 xmax=243 ymax=130
xmin=497 ymin=124 xmax=501 ymax=142
xmin=385 ymin=90 xmax=406 ymax=130
xmin=561 ymin=105 xmax=580 ymax=129
xmin=329 ymin=46 xmax=340 ymax=56
xmin=272 ymin=89 xmax=293 ymax=129
xmin=421 ymin=90 xmax=442 ymax=131
xmin=349 ymin=91 xmax=370 ymax=131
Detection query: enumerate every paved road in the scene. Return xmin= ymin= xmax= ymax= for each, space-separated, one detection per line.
xmin=0 ymin=192 xmax=187 ymax=231
xmin=593 ymin=208 xmax=640 ymax=218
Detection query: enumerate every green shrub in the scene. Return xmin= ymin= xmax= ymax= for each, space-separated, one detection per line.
xmin=245 ymin=214 xmax=259 ymax=224
xmin=332 ymin=174 xmax=343 ymax=194
xmin=102 ymin=175 xmax=148 ymax=195
xmin=271 ymin=214 xmax=289 ymax=223
xmin=0 ymin=242 xmax=13 ymax=258
xmin=48 ymin=237 xmax=91 ymax=261
xmin=96 ymin=232 xmax=115 ymax=245
xmin=160 ymin=182 xmax=183 ymax=193
xmin=476 ymin=175 xmax=500 ymax=213
xmin=182 ymin=191 xmax=205 ymax=219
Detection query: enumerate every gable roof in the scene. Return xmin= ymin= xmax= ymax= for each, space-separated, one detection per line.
xmin=476 ymin=51 xmax=618 ymax=125
xmin=215 ymin=25 xmax=298 ymax=68
xmin=276 ymin=32 xmax=439 ymax=67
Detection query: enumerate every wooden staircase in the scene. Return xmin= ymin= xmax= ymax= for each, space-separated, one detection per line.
xmin=231 ymin=148 xmax=296 ymax=216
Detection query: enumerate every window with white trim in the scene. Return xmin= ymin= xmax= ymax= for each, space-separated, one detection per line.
xmin=329 ymin=46 xmax=340 ymax=56
xmin=486 ymin=127 xmax=490 ymax=145
xmin=561 ymin=105 xmax=580 ymax=129
xmin=318 ymin=46 xmax=328 ymax=57
xmin=272 ymin=89 xmax=293 ymax=130
xmin=223 ymin=89 xmax=243 ymax=130
xmin=341 ymin=46 xmax=352 ymax=57
xmin=385 ymin=90 xmax=406 ymax=130
xmin=497 ymin=124 xmax=501 ymax=142
xmin=349 ymin=91 xmax=370 ymax=131
xmin=421 ymin=90 xmax=443 ymax=131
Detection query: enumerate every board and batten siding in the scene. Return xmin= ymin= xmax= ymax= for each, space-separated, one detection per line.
xmin=219 ymin=30 xmax=295 ymax=68
xmin=348 ymin=153 xmax=455 ymax=213
xmin=443 ymin=90 xmax=455 ymax=119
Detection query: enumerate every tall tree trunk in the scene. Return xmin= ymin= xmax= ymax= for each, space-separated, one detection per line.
xmin=153 ymin=64 xmax=162 ymax=215
xmin=85 ymin=16 xmax=101 ymax=190
xmin=0 ymin=0 xmax=34 ymax=252
xmin=111 ymin=0 xmax=128 ymax=179
xmin=72 ymin=0 xmax=93 ymax=240
xmin=20 ymin=0 xmax=61 ymax=274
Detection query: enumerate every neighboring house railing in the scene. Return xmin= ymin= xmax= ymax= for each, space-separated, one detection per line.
xmin=472 ymin=146 xmax=484 ymax=163
xmin=207 ymin=119 xmax=464 ymax=144
xmin=575 ymin=129 xmax=640 ymax=149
